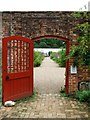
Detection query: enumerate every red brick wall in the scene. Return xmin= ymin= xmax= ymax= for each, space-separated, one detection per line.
xmin=2 ymin=12 xmax=90 ymax=94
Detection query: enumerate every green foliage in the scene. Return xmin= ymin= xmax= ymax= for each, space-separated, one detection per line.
xmin=39 ymin=41 xmax=48 ymax=48
xmin=50 ymin=52 xmax=57 ymax=60
xmin=34 ymin=38 xmax=65 ymax=48
xmin=60 ymin=89 xmax=90 ymax=103
xmin=70 ymin=12 xmax=90 ymax=68
xmin=60 ymin=85 xmax=90 ymax=103
xmin=34 ymin=51 xmax=44 ymax=67
xmin=60 ymin=87 xmax=67 ymax=97
xmin=72 ymin=12 xmax=89 ymax=19
xmin=60 ymin=87 xmax=65 ymax=93
xmin=58 ymin=50 xmax=66 ymax=67
xmin=76 ymin=90 xmax=90 ymax=102
xmin=51 ymin=49 xmax=66 ymax=67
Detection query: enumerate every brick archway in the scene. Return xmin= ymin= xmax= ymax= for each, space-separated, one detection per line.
xmin=1 ymin=12 xmax=89 ymax=95
xmin=2 ymin=12 xmax=75 ymax=94
xmin=32 ymin=35 xmax=71 ymax=94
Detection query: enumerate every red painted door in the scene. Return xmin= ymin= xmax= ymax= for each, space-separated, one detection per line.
xmin=2 ymin=36 xmax=33 ymax=103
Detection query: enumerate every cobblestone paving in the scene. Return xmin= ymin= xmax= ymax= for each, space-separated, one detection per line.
xmin=0 ymin=94 xmax=90 ymax=119
xmin=34 ymin=57 xmax=65 ymax=94
xmin=0 ymin=57 xmax=90 ymax=119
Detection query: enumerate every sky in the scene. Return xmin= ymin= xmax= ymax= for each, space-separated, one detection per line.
xmin=0 ymin=0 xmax=89 ymax=11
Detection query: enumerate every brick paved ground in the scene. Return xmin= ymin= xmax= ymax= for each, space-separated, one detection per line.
xmin=0 ymin=57 xmax=90 ymax=119
xmin=34 ymin=57 xmax=65 ymax=94
xmin=0 ymin=94 xmax=90 ymax=119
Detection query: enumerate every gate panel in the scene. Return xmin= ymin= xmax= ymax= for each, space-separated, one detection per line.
xmin=2 ymin=36 xmax=33 ymax=103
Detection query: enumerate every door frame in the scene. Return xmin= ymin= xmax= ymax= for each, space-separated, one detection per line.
xmin=32 ymin=35 xmax=71 ymax=94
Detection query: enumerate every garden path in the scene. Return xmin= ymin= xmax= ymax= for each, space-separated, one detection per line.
xmin=0 ymin=94 xmax=89 ymax=119
xmin=0 ymin=57 xmax=90 ymax=119
xmin=34 ymin=57 xmax=65 ymax=94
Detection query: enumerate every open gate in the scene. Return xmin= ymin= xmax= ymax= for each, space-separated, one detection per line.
xmin=2 ymin=36 xmax=33 ymax=103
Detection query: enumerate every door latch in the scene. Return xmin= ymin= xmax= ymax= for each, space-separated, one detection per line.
xmin=6 ymin=76 xmax=9 ymax=80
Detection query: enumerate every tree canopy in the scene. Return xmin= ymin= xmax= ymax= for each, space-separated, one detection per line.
xmin=34 ymin=38 xmax=66 ymax=48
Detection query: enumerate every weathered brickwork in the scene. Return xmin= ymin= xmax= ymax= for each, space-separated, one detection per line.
xmin=1 ymin=12 xmax=90 ymax=94
xmin=2 ymin=12 xmax=77 ymax=39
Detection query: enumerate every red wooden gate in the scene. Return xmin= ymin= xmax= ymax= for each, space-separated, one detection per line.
xmin=2 ymin=36 xmax=33 ymax=103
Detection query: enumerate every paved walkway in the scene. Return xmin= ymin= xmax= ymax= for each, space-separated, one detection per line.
xmin=34 ymin=57 xmax=65 ymax=94
xmin=0 ymin=57 xmax=90 ymax=119
xmin=0 ymin=94 xmax=90 ymax=119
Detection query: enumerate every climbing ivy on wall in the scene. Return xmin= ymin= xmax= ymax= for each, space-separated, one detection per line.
xmin=70 ymin=12 xmax=90 ymax=68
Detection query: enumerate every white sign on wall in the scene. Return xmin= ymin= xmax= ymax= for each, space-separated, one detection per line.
xmin=70 ymin=65 xmax=77 ymax=74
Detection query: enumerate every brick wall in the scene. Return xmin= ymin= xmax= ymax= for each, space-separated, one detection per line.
xmin=2 ymin=12 xmax=76 ymax=39
xmin=1 ymin=12 xmax=90 ymax=94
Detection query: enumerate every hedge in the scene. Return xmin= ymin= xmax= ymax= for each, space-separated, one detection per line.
xmin=34 ymin=51 xmax=44 ymax=67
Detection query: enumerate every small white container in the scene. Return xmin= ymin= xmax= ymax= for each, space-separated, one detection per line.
xmin=4 ymin=101 xmax=16 ymax=107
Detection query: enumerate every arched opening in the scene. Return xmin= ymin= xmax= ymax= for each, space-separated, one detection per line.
xmin=2 ymin=35 xmax=71 ymax=103
xmin=32 ymin=35 xmax=70 ymax=94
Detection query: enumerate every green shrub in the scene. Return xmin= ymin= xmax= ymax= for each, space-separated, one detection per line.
xmin=50 ymin=49 xmax=66 ymax=67
xmin=34 ymin=51 xmax=44 ymax=67
xmin=58 ymin=49 xmax=66 ymax=67
xmin=76 ymin=90 xmax=90 ymax=102
xmin=60 ymin=87 xmax=66 ymax=93
xmin=34 ymin=58 xmax=41 ymax=67
xmin=50 ymin=52 xmax=56 ymax=59
xmin=60 ymin=87 xmax=68 ymax=97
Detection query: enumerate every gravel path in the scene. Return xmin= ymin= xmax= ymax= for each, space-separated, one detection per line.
xmin=34 ymin=57 xmax=65 ymax=94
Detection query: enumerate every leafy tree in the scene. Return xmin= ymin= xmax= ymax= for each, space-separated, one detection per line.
xmin=39 ymin=41 xmax=49 ymax=48
xmin=34 ymin=38 xmax=65 ymax=48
